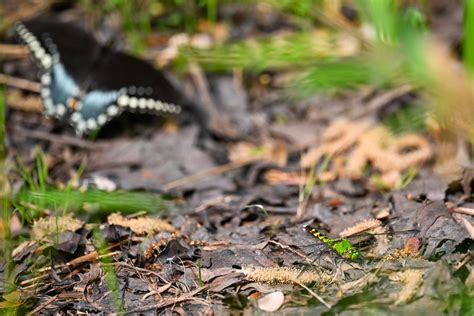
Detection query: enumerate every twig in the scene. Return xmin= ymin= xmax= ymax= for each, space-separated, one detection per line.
xmin=268 ymin=240 xmax=315 ymax=265
xmin=353 ymin=85 xmax=414 ymax=119
xmin=0 ymin=44 xmax=29 ymax=58
xmin=188 ymin=63 xmax=241 ymax=139
xmin=452 ymin=207 xmax=474 ymax=216
xmin=21 ymin=251 xmax=120 ymax=286
xmin=11 ymin=125 xmax=96 ymax=149
xmin=454 ymin=251 xmax=473 ymax=271
xmin=163 ymin=157 xmax=259 ymax=190
xmin=0 ymin=73 xmax=41 ymax=92
xmin=453 ymin=213 xmax=474 ymax=239
xmin=127 ymin=285 xmax=207 ymax=313
xmin=28 ymin=292 xmax=83 ymax=315
xmin=293 ymin=280 xmax=331 ymax=309
xmin=0 ymin=0 xmax=52 ymax=33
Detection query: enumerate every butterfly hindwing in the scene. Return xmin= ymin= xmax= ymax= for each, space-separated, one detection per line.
xmin=15 ymin=17 xmax=190 ymax=135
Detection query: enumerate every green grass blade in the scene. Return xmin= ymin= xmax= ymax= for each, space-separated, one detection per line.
xmin=464 ymin=0 xmax=474 ymax=74
xmin=16 ymin=188 xmax=176 ymax=218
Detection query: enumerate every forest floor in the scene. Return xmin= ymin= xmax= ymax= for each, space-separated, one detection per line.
xmin=0 ymin=1 xmax=473 ymax=314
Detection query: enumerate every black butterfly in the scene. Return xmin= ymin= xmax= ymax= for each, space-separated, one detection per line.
xmin=15 ymin=18 xmax=195 ymax=135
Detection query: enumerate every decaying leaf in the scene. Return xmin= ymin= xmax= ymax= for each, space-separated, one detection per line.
xmin=301 ymin=119 xmax=371 ymax=168
xmin=107 ymin=213 xmax=175 ymax=235
xmin=389 ymin=269 xmax=423 ymax=305
xmin=228 ymin=141 xmax=288 ymax=166
xmin=31 ymin=213 xmax=84 ymax=240
xmin=301 ymin=120 xmax=432 ymax=187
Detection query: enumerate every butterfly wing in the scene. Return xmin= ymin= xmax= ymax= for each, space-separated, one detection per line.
xmin=15 ymin=17 xmax=206 ymax=135
xmin=93 ymin=50 xmax=208 ymax=128
xmin=89 ymin=50 xmax=183 ymax=115
xmin=70 ymin=89 xmax=122 ymax=134
xmin=17 ymin=18 xmax=102 ymax=84
xmin=40 ymin=63 xmax=80 ymax=117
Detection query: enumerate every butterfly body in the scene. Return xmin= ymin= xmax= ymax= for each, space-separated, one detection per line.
xmin=15 ymin=18 xmax=189 ymax=135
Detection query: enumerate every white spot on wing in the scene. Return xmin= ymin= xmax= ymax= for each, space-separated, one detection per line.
xmin=87 ymin=118 xmax=97 ymax=130
xmin=44 ymin=99 xmax=54 ymax=114
xmin=42 ymin=55 xmax=53 ymax=68
xmin=128 ymin=97 xmax=138 ymax=109
xmin=71 ymin=112 xmax=82 ymax=122
xmin=56 ymin=104 xmax=66 ymax=116
xmin=118 ymin=95 xmax=129 ymax=107
xmin=41 ymin=87 xmax=50 ymax=98
xmin=146 ymin=99 xmax=155 ymax=109
xmin=97 ymin=114 xmax=107 ymax=125
xmin=76 ymin=120 xmax=86 ymax=133
xmin=138 ymin=98 xmax=147 ymax=109
xmin=107 ymin=105 xmax=119 ymax=116
xmin=41 ymin=74 xmax=51 ymax=85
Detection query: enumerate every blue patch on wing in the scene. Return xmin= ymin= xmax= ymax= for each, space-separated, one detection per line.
xmin=80 ymin=90 xmax=119 ymax=120
xmin=50 ymin=63 xmax=79 ymax=107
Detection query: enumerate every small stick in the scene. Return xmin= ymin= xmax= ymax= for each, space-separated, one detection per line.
xmin=0 ymin=73 xmax=40 ymax=92
xmin=453 ymin=213 xmax=474 ymax=239
xmin=127 ymin=285 xmax=207 ymax=313
xmin=293 ymin=279 xmax=331 ymax=309
xmin=452 ymin=207 xmax=474 ymax=216
xmin=162 ymin=157 xmax=259 ymax=190
xmin=12 ymin=126 xmax=96 ymax=149
xmin=28 ymin=292 xmax=83 ymax=315
xmin=0 ymin=44 xmax=29 ymax=58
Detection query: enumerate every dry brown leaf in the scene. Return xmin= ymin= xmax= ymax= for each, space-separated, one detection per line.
xmin=228 ymin=141 xmax=288 ymax=166
xmin=301 ymin=119 xmax=371 ymax=168
xmin=31 ymin=214 xmax=84 ymax=240
xmin=389 ymin=269 xmax=423 ymax=305
xmin=107 ymin=213 xmax=175 ymax=235
xmin=302 ymin=118 xmax=432 ymax=186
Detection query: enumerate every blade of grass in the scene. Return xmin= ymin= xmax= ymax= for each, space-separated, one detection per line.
xmin=93 ymin=229 xmax=124 ymax=313
xmin=464 ymin=0 xmax=474 ymax=75
xmin=16 ymin=188 xmax=175 ymax=217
